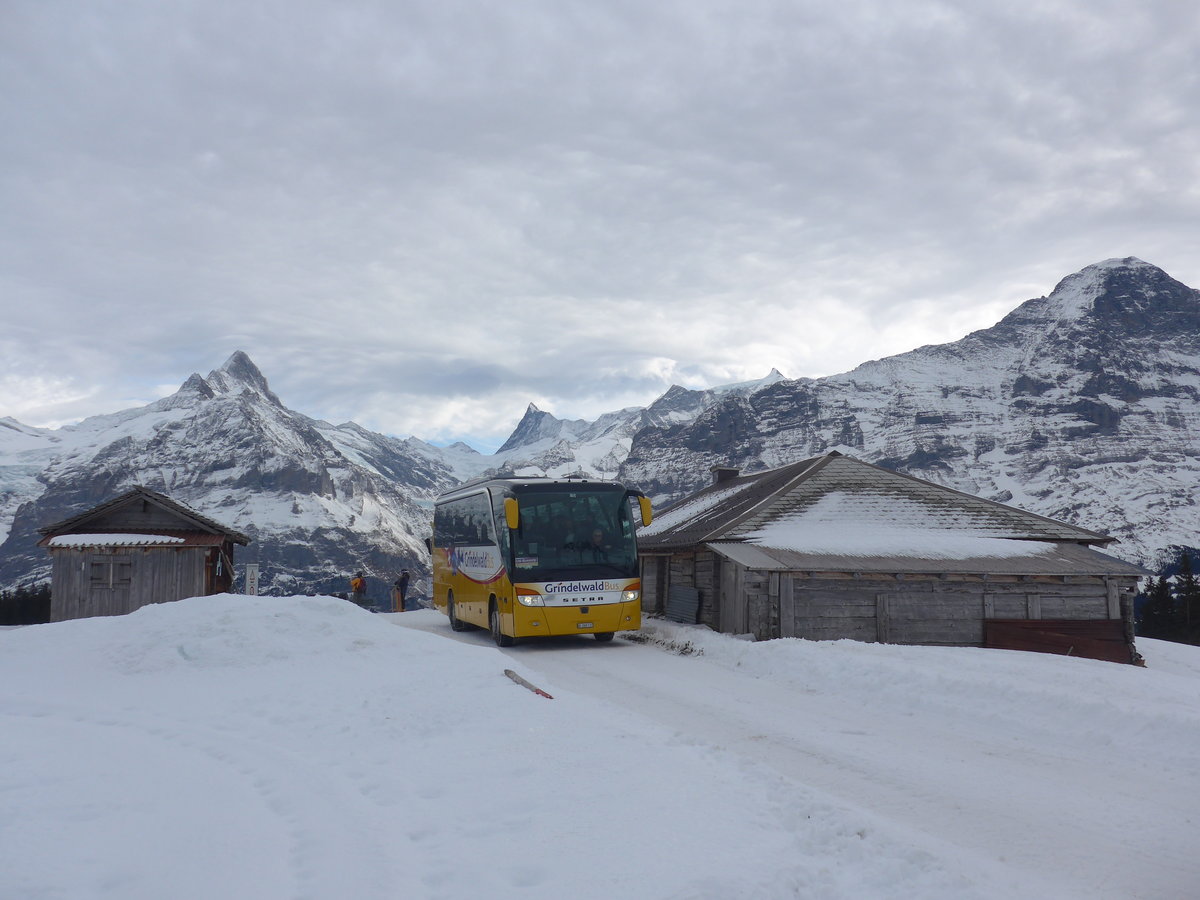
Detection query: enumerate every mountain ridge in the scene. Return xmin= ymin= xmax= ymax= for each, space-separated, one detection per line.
xmin=3 ymin=257 xmax=1198 ymax=592
xmin=0 ymin=353 xmax=459 ymax=598
xmin=617 ymin=257 xmax=1200 ymax=566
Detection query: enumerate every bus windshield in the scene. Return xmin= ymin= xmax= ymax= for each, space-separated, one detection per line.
xmin=510 ymin=487 xmax=639 ymax=580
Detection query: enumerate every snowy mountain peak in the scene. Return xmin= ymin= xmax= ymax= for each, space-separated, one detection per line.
xmin=711 ymin=368 xmax=789 ymax=394
xmin=205 ymin=351 xmax=279 ymax=403
xmin=1 ymin=416 xmax=43 ymax=436
xmin=967 ymin=258 xmax=1198 ymax=360
xmin=497 ymin=403 xmax=569 ymax=453
xmin=178 ymin=373 xmax=216 ymax=399
xmin=1087 ymin=256 xmax=1155 ymax=273
xmin=1040 ymin=258 xmax=1184 ymax=321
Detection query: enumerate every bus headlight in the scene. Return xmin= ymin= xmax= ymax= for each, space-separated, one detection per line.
xmin=517 ymin=592 xmax=544 ymax=607
xmin=622 ymin=589 xmax=640 ymax=603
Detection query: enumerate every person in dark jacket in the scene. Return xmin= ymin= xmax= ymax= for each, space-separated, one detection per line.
xmin=393 ymin=569 xmax=410 ymax=612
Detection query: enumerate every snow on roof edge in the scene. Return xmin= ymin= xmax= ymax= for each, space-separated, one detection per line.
xmin=47 ymin=533 xmax=187 ymax=548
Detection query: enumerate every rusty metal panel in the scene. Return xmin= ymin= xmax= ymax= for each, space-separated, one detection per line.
xmin=984 ymin=619 xmax=1133 ymax=664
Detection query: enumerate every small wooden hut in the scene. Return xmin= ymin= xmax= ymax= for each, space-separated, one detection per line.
xmin=38 ymin=486 xmax=251 ymax=622
xmin=638 ymin=452 xmax=1148 ymax=663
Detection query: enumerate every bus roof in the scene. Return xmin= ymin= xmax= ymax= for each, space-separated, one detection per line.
xmin=435 ymin=475 xmax=630 ymax=503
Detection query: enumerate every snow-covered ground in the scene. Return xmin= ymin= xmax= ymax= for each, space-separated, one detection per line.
xmin=2 ymin=595 xmax=1196 ymax=899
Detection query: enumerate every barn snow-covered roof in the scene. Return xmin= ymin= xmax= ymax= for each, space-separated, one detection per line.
xmin=637 ymin=452 xmax=1112 ymax=554
xmin=707 ymin=539 xmax=1147 ymax=577
xmin=638 ymin=455 xmax=827 ymax=549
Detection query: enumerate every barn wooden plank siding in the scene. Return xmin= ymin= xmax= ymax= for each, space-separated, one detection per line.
xmin=638 ymin=453 xmax=1147 ymax=664
xmin=38 ymin=486 xmax=251 ymax=622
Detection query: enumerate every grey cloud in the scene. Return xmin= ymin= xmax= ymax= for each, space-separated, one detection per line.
xmin=2 ymin=1 xmax=1198 ymax=446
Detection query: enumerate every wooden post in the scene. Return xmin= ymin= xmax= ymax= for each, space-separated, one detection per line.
xmin=768 ymin=572 xmax=780 ymax=638
xmin=1105 ymin=577 xmax=1120 ymax=619
xmin=780 ymin=575 xmax=796 ymax=638
xmin=1026 ymin=593 xmax=1041 ymax=620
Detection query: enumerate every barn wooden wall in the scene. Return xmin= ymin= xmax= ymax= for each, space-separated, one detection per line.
xmin=643 ymin=548 xmax=1137 ymax=647
xmin=771 ymin=573 xmax=1128 ymax=645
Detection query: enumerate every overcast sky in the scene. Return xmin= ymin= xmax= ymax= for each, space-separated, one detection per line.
xmin=2 ymin=1 xmax=1197 ymax=451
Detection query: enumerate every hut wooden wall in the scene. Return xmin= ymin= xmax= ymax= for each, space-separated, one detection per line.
xmin=86 ymin=502 xmax=195 ymax=532
xmin=50 ymin=546 xmax=209 ymax=622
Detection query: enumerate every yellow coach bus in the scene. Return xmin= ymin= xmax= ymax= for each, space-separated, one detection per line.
xmin=430 ymin=476 xmax=652 ymax=645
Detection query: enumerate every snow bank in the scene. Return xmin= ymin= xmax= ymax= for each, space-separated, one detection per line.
xmin=637 ymin=619 xmax=1200 ymax=778
xmin=1 ymin=595 xmax=984 ymax=900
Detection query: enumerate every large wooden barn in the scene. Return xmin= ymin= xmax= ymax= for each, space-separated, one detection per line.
xmin=38 ymin=486 xmax=250 ymax=622
xmin=637 ymin=452 xmax=1147 ymax=663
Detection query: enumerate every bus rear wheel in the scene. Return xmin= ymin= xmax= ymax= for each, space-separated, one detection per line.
xmin=448 ymin=595 xmax=468 ymax=632
xmin=490 ymin=604 xmax=515 ymax=647
xmin=594 ymin=632 xmax=615 ymax=643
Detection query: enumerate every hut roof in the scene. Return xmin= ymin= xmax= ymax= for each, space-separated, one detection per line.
xmin=38 ymin=486 xmax=251 ymax=546
xmin=638 ymin=452 xmax=1113 ymax=554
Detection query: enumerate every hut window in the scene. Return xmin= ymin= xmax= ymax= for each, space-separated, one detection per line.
xmin=89 ymin=556 xmax=132 ymax=589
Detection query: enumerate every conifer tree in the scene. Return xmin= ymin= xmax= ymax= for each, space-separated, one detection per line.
xmin=1138 ymin=576 xmax=1176 ymax=640
xmin=1177 ymin=553 xmax=1200 ymax=645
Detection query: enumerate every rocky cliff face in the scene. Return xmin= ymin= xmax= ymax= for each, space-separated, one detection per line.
xmin=488 ymin=370 xmax=789 ymax=480
xmin=0 ymin=353 xmax=459 ymax=599
xmin=620 ymin=258 xmax=1200 ymax=566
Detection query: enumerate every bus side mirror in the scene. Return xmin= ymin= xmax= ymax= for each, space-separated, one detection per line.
xmin=504 ymin=498 xmax=520 ymax=531
xmin=638 ymin=496 xmax=653 ymax=527
xmin=424 ymin=537 xmax=432 ymax=554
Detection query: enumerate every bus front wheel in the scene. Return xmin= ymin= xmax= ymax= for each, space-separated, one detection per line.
xmin=490 ymin=603 xmax=515 ymax=648
xmin=594 ymin=632 xmax=615 ymax=643
xmin=448 ymin=595 xmax=468 ymax=632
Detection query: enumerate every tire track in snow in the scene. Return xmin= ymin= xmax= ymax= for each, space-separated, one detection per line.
xmin=492 ymin=636 xmax=1194 ymax=900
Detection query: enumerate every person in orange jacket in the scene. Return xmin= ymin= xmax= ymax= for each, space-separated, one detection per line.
xmin=349 ymin=571 xmax=368 ymax=608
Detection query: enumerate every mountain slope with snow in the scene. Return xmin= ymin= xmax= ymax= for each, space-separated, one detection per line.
xmin=3 ymin=258 xmax=1199 ymax=591
xmin=620 ymin=258 xmax=1200 ymax=566
xmin=0 ymin=353 xmax=459 ymax=596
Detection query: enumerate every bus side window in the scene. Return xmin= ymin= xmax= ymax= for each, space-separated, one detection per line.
xmin=466 ymin=492 xmax=495 ymax=545
xmin=493 ymin=506 xmax=510 ymax=557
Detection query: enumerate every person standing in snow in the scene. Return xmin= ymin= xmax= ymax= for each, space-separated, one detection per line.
xmin=350 ymin=571 xmax=368 ymax=608
xmin=393 ymin=569 xmax=410 ymax=612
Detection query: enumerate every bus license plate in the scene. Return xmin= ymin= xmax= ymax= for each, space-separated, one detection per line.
xmin=577 ymin=622 xmax=594 ymax=629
